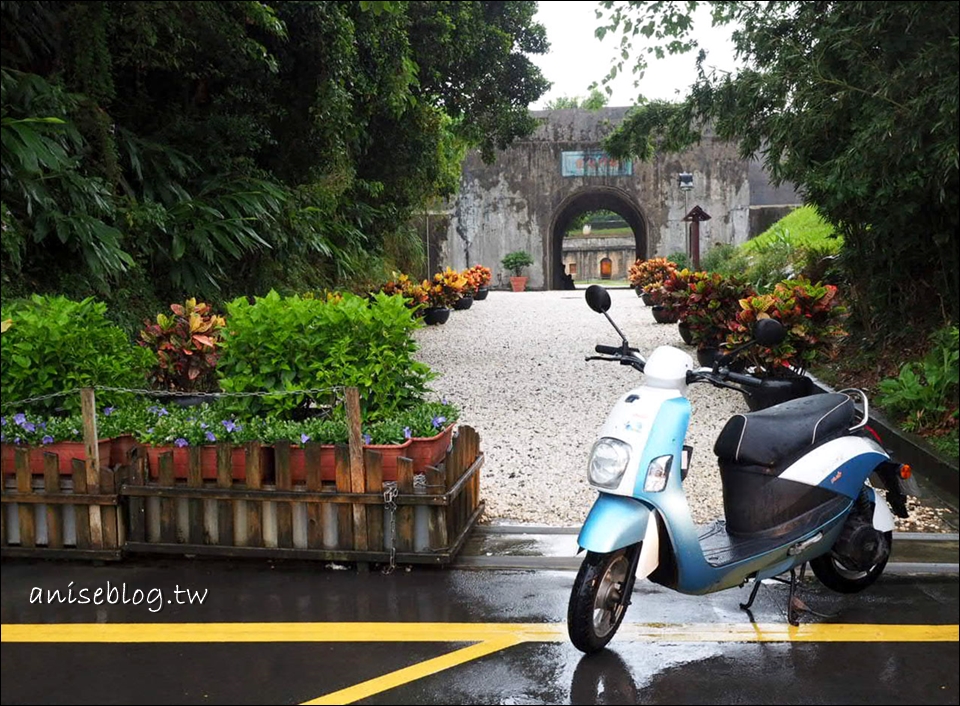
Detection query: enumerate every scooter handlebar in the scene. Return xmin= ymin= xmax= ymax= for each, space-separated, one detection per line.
xmin=595 ymin=344 xmax=622 ymax=355
xmin=726 ymin=370 xmax=763 ymax=388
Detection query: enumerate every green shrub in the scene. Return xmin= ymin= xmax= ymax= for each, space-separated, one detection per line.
xmin=878 ymin=326 xmax=959 ymax=433
xmin=501 ymin=251 xmax=533 ymax=277
xmin=700 ymin=243 xmax=748 ymax=276
xmin=666 ymin=251 xmax=691 ymax=271
xmin=216 ymin=290 xmax=434 ymax=420
xmin=1 ymin=295 xmax=151 ymax=413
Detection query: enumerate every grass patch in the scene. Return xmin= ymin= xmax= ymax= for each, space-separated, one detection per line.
xmin=742 ymin=205 xmax=841 ymax=253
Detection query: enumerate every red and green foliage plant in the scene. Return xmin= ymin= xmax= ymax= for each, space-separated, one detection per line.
xmin=140 ymin=298 xmax=226 ymax=392
xmin=726 ymin=278 xmax=848 ymax=376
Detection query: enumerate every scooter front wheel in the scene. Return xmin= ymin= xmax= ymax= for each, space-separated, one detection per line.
xmin=567 ymin=545 xmax=637 ymax=653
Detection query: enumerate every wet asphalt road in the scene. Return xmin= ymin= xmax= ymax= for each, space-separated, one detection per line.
xmin=1 ymin=555 xmax=957 ymax=705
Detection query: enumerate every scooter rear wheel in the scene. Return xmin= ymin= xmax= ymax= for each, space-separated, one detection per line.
xmin=568 ymin=546 xmax=637 ymax=653
xmin=810 ymin=530 xmax=893 ymax=594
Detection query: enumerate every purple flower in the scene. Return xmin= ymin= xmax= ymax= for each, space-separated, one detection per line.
xmin=39 ymin=421 xmax=47 ymax=429
xmin=22 ymin=421 xmax=36 ymax=433
xmin=146 ymin=427 xmax=154 ymax=434
xmin=103 ymin=407 xmax=115 ymax=416
xmin=14 ymin=436 xmax=22 ymax=445
xmin=300 ymin=433 xmax=310 ymax=444
xmin=205 ymin=431 xmax=217 ymax=443
xmin=174 ymin=438 xmax=189 ymax=448
xmin=403 ymin=426 xmax=412 ymax=439
xmin=200 ymin=422 xmax=209 ymax=429
xmin=13 ymin=413 xmax=27 ymax=426
xmin=222 ymin=420 xmax=238 ymax=433
xmin=0 ymin=416 xmax=6 ymax=426
xmin=363 ymin=433 xmax=372 ymax=445
xmin=41 ymin=435 xmax=54 ymax=445
xmin=0 ymin=433 xmax=5 ymax=442
xmin=431 ymin=415 xmax=446 ymax=429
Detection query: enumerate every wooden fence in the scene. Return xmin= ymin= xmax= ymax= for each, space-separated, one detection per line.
xmin=1 ymin=388 xmax=484 ymax=566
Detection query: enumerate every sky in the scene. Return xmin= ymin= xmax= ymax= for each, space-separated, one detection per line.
xmin=529 ymin=1 xmax=739 ymax=109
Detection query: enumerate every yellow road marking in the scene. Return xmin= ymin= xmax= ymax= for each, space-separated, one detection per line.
xmin=300 ymin=639 xmax=519 ymax=705
xmin=3 ymin=621 xmax=956 ymax=705
xmin=2 ymin=621 xmax=956 ymax=644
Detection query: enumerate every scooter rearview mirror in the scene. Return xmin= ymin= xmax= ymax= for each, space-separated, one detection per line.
xmin=585 ymin=285 xmax=611 ymax=314
xmin=754 ymin=318 xmax=786 ymax=346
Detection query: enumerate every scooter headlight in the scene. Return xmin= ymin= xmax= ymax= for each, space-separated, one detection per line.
xmin=643 ymin=455 xmax=673 ymax=493
xmin=588 ymin=438 xmax=632 ymax=488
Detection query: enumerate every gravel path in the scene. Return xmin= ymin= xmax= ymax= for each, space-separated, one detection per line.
xmin=413 ymin=289 xmax=953 ymax=532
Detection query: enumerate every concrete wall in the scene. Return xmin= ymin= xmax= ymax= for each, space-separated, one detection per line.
xmin=561 ymin=237 xmax=634 ymax=280
xmin=439 ymin=108 xmax=800 ymax=289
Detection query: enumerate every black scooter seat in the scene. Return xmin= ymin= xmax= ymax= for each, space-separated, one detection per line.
xmin=714 ymin=392 xmax=854 ymax=468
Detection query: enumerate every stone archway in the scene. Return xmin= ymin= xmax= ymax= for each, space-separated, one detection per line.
xmin=548 ymin=186 xmax=647 ymax=289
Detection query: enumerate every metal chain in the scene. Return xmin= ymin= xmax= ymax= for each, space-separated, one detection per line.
xmin=0 ymin=389 xmax=82 ymax=410
xmin=381 ymin=482 xmax=398 ymax=575
xmin=1 ymin=385 xmax=346 ymax=410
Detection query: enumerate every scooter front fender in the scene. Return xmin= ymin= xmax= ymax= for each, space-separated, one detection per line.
xmin=577 ymin=494 xmax=654 ymax=554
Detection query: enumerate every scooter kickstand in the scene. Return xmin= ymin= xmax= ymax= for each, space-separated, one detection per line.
xmin=739 ymin=578 xmax=763 ymax=612
xmin=786 ymin=564 xmax=839 ymax=625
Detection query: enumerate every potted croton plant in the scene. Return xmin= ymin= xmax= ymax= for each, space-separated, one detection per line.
xmin=466 ymin=265 xmax=493 ymax=300
xmin=139 ymin=298 xmax=225 ymax=407
xmin=726 ymin=277 xmax=848 ymax=410
xmin=628 ymin=257 xmax=677 ymax=305
xmin=679 ymin=272 xmax=756 ymax=367
xmin=421 ymin=268 xmax=466 ymax=324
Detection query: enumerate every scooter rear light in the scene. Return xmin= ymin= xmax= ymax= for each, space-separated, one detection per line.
xmin=900 ymin=464 xmax=912 ymax=480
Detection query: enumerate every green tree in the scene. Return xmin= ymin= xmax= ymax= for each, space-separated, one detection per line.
xmin=545 ymin=88 xmax=609 ymax=110
xmin=597 ymin=1 xmax=959 ymax=332
xmin=1 ymin=1 xmax=549 ymax=312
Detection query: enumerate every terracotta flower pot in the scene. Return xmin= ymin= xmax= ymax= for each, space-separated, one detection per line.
xmin=408 ymin=423 xmax=454 ymax=473
xmin=454 ymin=295 xmax=474 ymax=310
xmin=641 ymin=291 xmax=656 ymax=306
xmin=364 ymin=438 xmax=414 ymax=482
xmin=2 ymin=439 xmax=113 ymax=476
xmin=678 ymin=320 xmax=694 ymax=345
xmin=286 ymin=444 xmax=337 ymax=482
xmin=110 ymin=434 xmax=139 ymax=467
xmin=510 ymin=276 xmax=528 ymax=292
xmin=474 ymin=287 xmax=489 ymax=300
xmin=147 ymin=444 xmax=273 ymax=481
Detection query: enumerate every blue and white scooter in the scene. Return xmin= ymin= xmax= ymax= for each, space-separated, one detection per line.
xmin=567 ymin=286 xmax=917 ymax=653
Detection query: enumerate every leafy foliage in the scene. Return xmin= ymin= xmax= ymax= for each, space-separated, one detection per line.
xmin=0 ymin=294 xmax=152 ymax=413
xmin=139 ymin=299 xmax=226 ymax=392
xmin=216 ymin=291 xmax=434 ymax=420
xmin=878 ymin=326 xmax=959 ymax=433
xmin=598 ymin=1 xmax=959 ymax=332
xmin=501 ymin=250 xmax=534 ymax=277
xmin=727 ymin=278 xmax=848 ymax=376
xmin=1 ymin=1 xmax=549 ymax=315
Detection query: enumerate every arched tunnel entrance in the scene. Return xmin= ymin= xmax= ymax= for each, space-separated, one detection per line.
xmin=548 ymin=187 xmax=647 ymax=290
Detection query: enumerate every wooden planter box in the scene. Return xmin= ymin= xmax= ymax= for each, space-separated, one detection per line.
xmin=120 ymin=426 xmax=484 ymax=565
